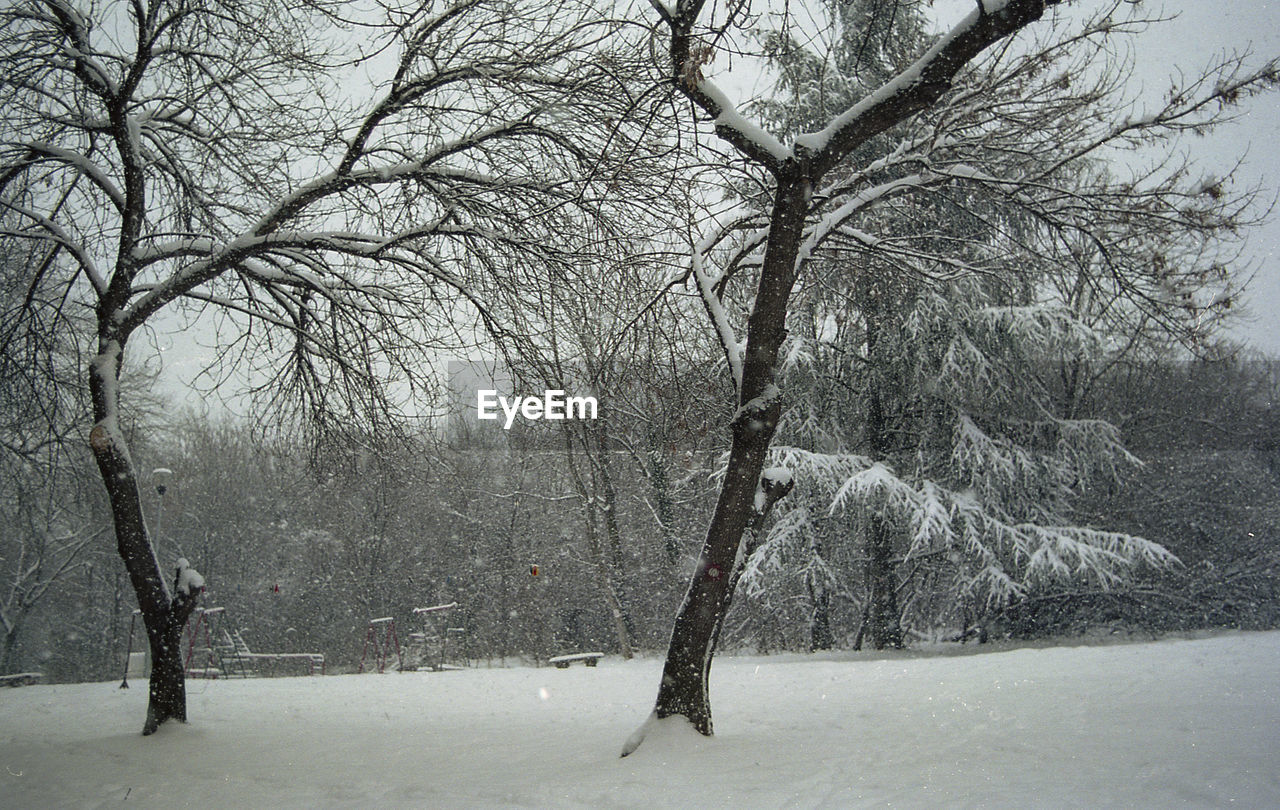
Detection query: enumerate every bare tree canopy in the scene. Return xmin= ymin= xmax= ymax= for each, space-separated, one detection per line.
xmin=0 ymin=0 xmax=664 ymax=733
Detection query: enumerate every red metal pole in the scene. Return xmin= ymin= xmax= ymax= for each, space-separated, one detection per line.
xmin=184 ymin=608 xmax=205 ymax=671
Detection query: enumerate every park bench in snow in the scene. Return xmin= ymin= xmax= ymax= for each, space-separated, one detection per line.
xmin=548 ymin=652 xmax=603 ymax=669
xmin=230 ymin=631 xmax=325 ymax=676
xmin=0 ymin=672 xmax=43 ymax=687
xmin=187 ymin=610 xmax=325 ymax=678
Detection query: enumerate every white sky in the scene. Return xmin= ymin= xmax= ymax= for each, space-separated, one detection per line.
xmin=1135 ymin=1 xmax=1280 ymax=356
xmin=931 ymin=0 xmax=1280 ymax=354
xmin=150 ymin=0 xmax=1280 ymax=413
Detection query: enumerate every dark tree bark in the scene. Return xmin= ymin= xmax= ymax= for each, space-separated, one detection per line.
xmin=647 ymin=173 xmax=809 ymax=735
xmin=89 ymin=334 xmax=202 ymax=734
xmin=644 ymin=424 xmax=682 ymax=565
xmin=863 ymin=293 xmax=905 ymax=650
xmin=592 ymin=418 xmax=640 ymax=645
xmin=806 ymin=524 xmax=835 ymax=652
xmin=142 ymin=583 xmax=201 ymax=734
xmin=628 ymin=0 xmax=1061 ymax=753
xmin=808 ymin=584 xmax=835 ymax=652
xmin=864 ymin=514 xmax=904 ymax=650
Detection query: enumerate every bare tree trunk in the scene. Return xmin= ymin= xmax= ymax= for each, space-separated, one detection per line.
xmin=592 ymin=420 xmax=639 ymax=645
xmin=863 ymin=299 xmax=904 ymax=650
xmin=581 ymin=506 xmax=634 ymax=659
xmin=864 ymin=513 xmax=903 ymax=649
xmin=561 ymin=426 xmax=635 ymax=658
xmin=808 ymin=582 xmax=834 ymax=652
xmin=639 ymin=176 xmax=809 ymax=741
xmin=143 ymin=609 xmax=192 ymax=731
xmin=806 ymin=531 xmax=835 ymax=651
xmin=88 ymin=336 xmax=201 ymax=734
xmin=638 ymin=428 xmax=794 ymax=741
xmin=645 ymin=425 xmax=681 ymax=565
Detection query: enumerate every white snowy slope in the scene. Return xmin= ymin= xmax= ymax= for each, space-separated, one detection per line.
xmin=1 ymin=632 xmax=1277 ymax=808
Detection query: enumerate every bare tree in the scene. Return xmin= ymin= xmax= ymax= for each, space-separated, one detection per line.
xmin=0 ymin=233 xmax=105 ymax=673
xmin=624 ymin=0 xmax=1279 ymax=753
xmin=621 ymin=0 xmax=1077 ymax=753
xmin=0 ymin=456 xmax=107 ymax=673
xmin=0 ymin=0 xmax=649 ymax=734
xmin=500 ymin=251 xmax=718 ymax=657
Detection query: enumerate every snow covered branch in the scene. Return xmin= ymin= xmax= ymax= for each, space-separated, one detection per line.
xmin=796 ymin=0 xmax=1064 ymax=177
xmin=691 ymin=246 xmax=743 ymax=392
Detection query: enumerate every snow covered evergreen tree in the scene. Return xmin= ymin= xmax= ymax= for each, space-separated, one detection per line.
xmin=753 ymin=274 xmax=1181 ymax=648
xmin=728 ymin=0 xmax=1275 ymax=651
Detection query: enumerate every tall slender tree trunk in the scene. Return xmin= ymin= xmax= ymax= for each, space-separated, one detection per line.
xmin=808 ymin=581 xmax=834 ymax=652
xmin=584 ymin=510 xmax=634 ymax=660
xmin=806 ymin=532 xmax=835 ymax=651
xmin=864 ymin=513 xmax=903 ymax=649
xmin=88 ymin=335 xmax=201 ymax=735
xmin=561 ymin=426 xmax=635 ymax=658
xmin=592 ymin=419 xmax=639 ymax=645
xmin=626 ymin=175 xmax=809 ymax=751
xmin=863 ymin=295 xmax=904 ymax=650
xmin=645 ymin=425 xmax=681 ymax=564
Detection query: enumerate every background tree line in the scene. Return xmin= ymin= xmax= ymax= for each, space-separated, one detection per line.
xmin=2 ymin=346 xmax=1276 ymax=681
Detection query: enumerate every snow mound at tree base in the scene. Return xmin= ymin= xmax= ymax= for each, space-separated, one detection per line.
xmin=620 ymin=711 xmax=715 ymax=758
xmin=1 ymin=632 xmax=1278 ymax=807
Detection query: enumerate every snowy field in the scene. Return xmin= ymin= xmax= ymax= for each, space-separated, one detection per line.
xmin=2 ymin=632 xmax=1277 ymax=808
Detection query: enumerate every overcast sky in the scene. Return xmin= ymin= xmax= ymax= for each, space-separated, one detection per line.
xmin=153 ymin=1 xmax=1280 ymax=411
xmin=931 ymin=0 xmax=1280 ymax=354
xmin=1133 ymin=1 xmax=1280 ymax=356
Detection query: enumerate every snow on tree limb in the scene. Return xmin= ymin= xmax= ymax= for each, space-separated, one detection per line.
xmin=795 ymin=172 xmax=935 ymax=268
xmin=0 ymin=201 xmax=107 ymax=294
xmin=174 ymin=558 xmax=205 ymax=596
xmin=10 ymin=142 xmax=126 ymax=214
xmin=694 ymin=78 xmax=791 ymax=169
xmin=805 ymin=1 xmax=1064 ymax=174
xmin=691 ymin=247 xmax=743 ymax=392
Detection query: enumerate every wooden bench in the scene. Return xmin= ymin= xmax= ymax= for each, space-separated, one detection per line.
xmin=244 ymin=652 xmax=326 ymax=677
xmin=0 ymin=672 xmax=44 ymax=687
xmin=548 ymin=652 xmax=604 ymax=669
xmin=221 ymin=631 xmax=325 ymax=677
xmin=233 ymin=631 xmax=325 ymax=677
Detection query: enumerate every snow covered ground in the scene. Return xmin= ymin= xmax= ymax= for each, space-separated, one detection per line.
xmin=2 ymin=632 xmax=1277 ymax=808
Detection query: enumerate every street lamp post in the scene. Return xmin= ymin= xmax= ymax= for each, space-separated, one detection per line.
xmin=152 ymin=467 xmax=173 ymax=565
